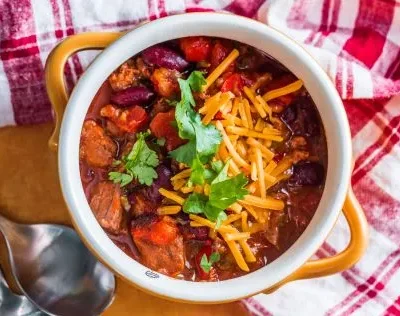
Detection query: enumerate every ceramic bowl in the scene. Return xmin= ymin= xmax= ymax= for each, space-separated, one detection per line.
xmin=45 ymin=13 xmax=368 ymax=303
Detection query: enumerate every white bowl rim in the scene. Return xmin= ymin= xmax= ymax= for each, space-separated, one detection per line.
xmin=58 ymin=12 xmax=352 ymax=302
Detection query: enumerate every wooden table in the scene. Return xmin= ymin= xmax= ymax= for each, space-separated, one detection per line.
xmin=0 ymin=123 xmax=248 ymax=316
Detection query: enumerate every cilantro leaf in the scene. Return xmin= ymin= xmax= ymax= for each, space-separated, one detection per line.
xmin=215 ymin=211 xmax=227 ymax=229
xmin=178 ymin=78 xmax=196 ymax=107
xmin=208 ymin=173 xmax=248 ymax=210
xmin=193 ymin=121 xmax=222 ymax=157
xmin=211 ymin=160 xmax=224 ymax=173
xmin=108 ymin=172 xmax=133 ymax=187
xmin=183 ymin=193 xmax=208 ymax=214
xmin=171 ymin=70 xmax=221 ymax=166
xmin=169 ymin=140 xmax=197 ymax=166
xmin=182 ymin=161 xmax=247 ymax=226
xmin=189 ymin=155 xmax=206 ymax=186
xmin=211 ymin=160 xmax=229 ymax=184
xmin=187 ymin=71 xmax=207 ymax=92
xmin=175 ymin=104 xmax=196 ymax=139
xmin=109 ymin=132 xmax=159 ymax=187
xmin=200 ymin=252 xmax=221 ymax=273
xmin=210 ymin=252 xmax=220 ymax=263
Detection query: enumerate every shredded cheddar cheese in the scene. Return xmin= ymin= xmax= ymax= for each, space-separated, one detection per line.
xmin=244 ymin=86 xmax=267 ymax=118
xmin=203 ymin=49 xmax=240 ymax=91
xmin=241 ymin=195 xmax=285 ymax=211
xmin=157 ymin=205 xmax=182 ymax=215
xmin=263 ymin=79 xmax=303 ymax=101
xmin=158 ymin=188 xmax=185 ymax=205
xmin=159 ymin=49 xmax=304 ymax=273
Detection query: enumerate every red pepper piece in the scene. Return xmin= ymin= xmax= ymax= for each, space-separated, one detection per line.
xmin=221 ymin=73 xmax=244 ymax=95
xmin=180 ymin=36 xmax=212 ymax=62
xmin=150 ymin=109 xmax=185 ymax=151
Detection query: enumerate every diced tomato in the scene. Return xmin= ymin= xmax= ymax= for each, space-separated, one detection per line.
xmin=194 ymin=243 xmax=212 ymax=280
xmin=221 ymin=73 xmax=244 ymax=95
xmin=100 ymin=105 xmax=148 ymax=133
xmin=210 ymin=41 xmax=234 ymax=72
xmin=150 ymin=110 xmax=185 ymax=151
xmin=180 ymin=36 xmax=212 ymax=62
xmin=132 ymin=218 xmax=179 ymax=246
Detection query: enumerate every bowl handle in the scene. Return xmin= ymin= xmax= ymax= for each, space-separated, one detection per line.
xmin=264 ymin=187 xmax=368 ymax=294
xmin=45 ymin=32 xmax=123 ymax=151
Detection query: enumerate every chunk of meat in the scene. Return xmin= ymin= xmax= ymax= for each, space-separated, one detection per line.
xmin=100 ymin=104 xmax=148 ymax=133
xmin=105 ymin=120 xmax=125 ymax=138
xmin=108 ymin=61 xmax=139 ymax=91
xmin=135 ymin=57 xmax=152 ymax=79
xmin=291 ymin=150 xmax=310 ymax=163
xmin=180 ymin=36 xmax=212 ymax=62
xmin=129 ymin=192 xmax=158 ymax=217
xmin=131 ymin=216 xmax=184 ymax=276
xmin=80 ymin=120 xmax=117 ymax=168
xmin=90 ymin=182 xmax=124 ymax=234
xmin=150 ymin=68 xmax=180 ymax=98
xmin=150 ymin=110 xmax=185 ymax=151
xmin=290 ymin=136 xmax=307 ymax=149
xmin=289 ymin=136 xmax=309 ymax=163
xmin=266 ymin=212 xmax=285 ymax=246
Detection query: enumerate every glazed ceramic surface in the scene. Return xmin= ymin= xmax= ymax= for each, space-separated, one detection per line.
xmin=53 ymin=13 xmax=360 ymax=303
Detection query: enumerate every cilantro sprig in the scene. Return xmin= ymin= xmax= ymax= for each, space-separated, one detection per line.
xmin=168 ymin=71 xmax=248 ymax=226
xmin=108 ymin=131 xmax=159 ymax=187
xmin=183 ymin=161 xmax=248 ymax=228
xmin=169 ymin=71 xmax=222 ymax=166
xmin=200 ymin=252 xmax=220 ymax=273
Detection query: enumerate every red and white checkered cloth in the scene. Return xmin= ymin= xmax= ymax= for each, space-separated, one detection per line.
xmin=1 ymin=0 xmax=400 ymax=315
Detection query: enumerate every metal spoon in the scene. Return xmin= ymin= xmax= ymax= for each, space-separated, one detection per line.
xmin=0 ymin=213 xmax=115 ymax=316
xmin=0 ymin=268 xmax=47 ymax=315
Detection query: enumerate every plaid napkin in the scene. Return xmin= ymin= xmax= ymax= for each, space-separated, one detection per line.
xmin=1 ymin=1 xmax=400 ymax=315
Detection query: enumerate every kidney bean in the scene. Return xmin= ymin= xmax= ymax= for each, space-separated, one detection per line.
xmin=236 ymin=53 xmax=260 ymax=71
xmin=143 ymin=165 xmax=173 ymax=203
xmin=280 ymin=96 xmax=320 ymax=137
xmin=110 ymin=86 xmax=155 ymax=107
xmin=289 ymin=162 xmax=324 ymax=186
xmin=142 ymin=45 xmax=189 ymax=71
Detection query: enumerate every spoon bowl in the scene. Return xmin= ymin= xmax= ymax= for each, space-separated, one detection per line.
xmin=0 ymin=214 xmax=115 ymax=316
